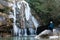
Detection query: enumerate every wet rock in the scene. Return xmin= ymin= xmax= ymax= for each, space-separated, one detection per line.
xmin=1 ymin=33 xmax=11 ymax=37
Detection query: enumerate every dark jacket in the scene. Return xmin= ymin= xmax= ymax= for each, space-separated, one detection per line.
xmin=48 ymin=23 xmax=54 ymax=30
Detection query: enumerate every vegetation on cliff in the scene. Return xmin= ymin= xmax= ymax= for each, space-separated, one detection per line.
xmin=26 ymin=0 xmax=60 ymax=25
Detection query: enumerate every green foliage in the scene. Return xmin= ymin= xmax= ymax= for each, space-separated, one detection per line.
xmin=26 ymin=0 xmax=60 ymax=25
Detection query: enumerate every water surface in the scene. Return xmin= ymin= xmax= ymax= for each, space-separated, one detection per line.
xmin=0 ymin=36 xmax=53 ymax=40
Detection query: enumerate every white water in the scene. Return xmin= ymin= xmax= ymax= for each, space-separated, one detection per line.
xmin=24 ymin=29 xmax=27 ymax=36
xmin=11 ymin=0 xmax=39 ymax=36
xmin=17 ymin=1 xmax=31 ymax=21
xmin=25 ymin=2 xmax=31 ymax=21
xmin=31 ymin=16 xmax=39 ymax=28
xmin=12 ymin=0 xmax=19 ymax=35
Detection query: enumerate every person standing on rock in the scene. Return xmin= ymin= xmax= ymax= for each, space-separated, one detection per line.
xmin=48 ymin=20 xmax=54 ymax=36
xmin=35 ymin=20 xmax=55 ymax=38
xmin=48 ymin=21 xmax=54 ymax=32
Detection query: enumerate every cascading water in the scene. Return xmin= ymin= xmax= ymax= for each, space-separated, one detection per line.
xmin=18 ymin=0 xmax=39 ymax=35
xmin=31 ymin=16 xmax=39 ymax=34
xmin=10 ymin=0 xmax=39 ymax=36
xmin=12 ymin=0 xmax=19 ymax=36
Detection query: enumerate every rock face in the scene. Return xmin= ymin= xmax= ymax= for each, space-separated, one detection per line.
xmin=0 ymin=0 xmax=13 ymax=37
xmin=36 ymin=25 xmax=48 ymax=35
xmin=0 ymin=12 xmax=13 ymax=37
xmin=35 ymin=30 xmax=53 ymax=39
xmin=0 ymin=4 xmax=4 ymax=9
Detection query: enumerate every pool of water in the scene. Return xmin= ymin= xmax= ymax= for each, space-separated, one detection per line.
xmin=0 ymin=36 xmax=53 ymax=40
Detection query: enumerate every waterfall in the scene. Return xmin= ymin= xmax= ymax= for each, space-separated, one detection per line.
xmin=21 ymin=1 xmax=39 ymax=35
xmin=31 ymin=16 xmax=39 ymax=34
xmin=12 ymin=0 xmax=18 ymax=35
xmin=31 ymin=16 xmax=39 ymax=28
xmin=17 ymin=1 xmax=31 ymax=21
xmin=10 ymin=0 xmax=39 ymax=36
xmin=19 ymin=1 xmax=39 ymax=27
xmin=12 ymin=0 xmax=21 ymax=36
xmin=25 ymin=2 xmax=31 ymax=21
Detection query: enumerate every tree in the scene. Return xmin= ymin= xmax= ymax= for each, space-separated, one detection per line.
xmin=26 ymin=0 xmax=60 ymax=25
